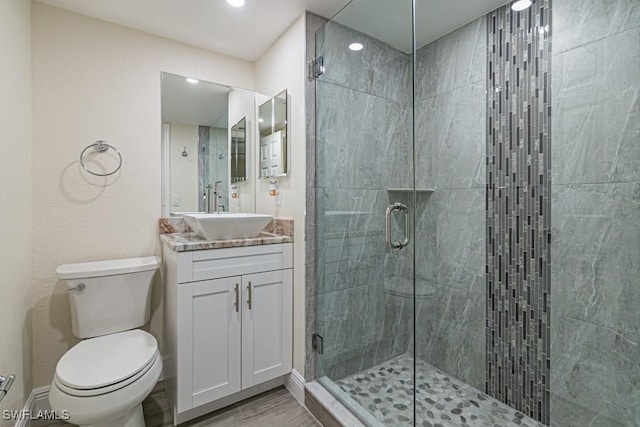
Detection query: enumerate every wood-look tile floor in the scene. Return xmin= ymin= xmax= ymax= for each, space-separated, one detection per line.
xmin=35 ymin=383 xmax=320 ymax=427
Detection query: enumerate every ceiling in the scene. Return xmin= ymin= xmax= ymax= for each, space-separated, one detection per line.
xmin=44 ymin=0 xmax=516 ymax=135
xmin=161 ymin=72 xmax=230 ymax=126
xmin=36 ymin=0 xmax=512 ymax=63
xmin=335 ymin=0 xmax=510 ymax=53
xmin=37 ymin=0 xmax=350 ymax=62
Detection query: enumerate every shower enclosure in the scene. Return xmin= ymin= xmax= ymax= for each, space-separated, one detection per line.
xmin=197 ymin=115 xmax=229 ymax=213
xmin=309 ymin=0 xmax=640 ymax=426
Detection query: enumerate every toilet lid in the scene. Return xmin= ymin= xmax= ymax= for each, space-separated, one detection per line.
xmin=55 ymin=329 xmax=158 ymax=390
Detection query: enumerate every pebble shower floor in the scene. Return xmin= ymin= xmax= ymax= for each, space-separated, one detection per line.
xmin=336 ymin=355 xmax=545 ymax=427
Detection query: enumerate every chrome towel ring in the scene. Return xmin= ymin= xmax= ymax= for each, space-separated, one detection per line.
xmin=80 ymin=140 xmax=122 ymax=176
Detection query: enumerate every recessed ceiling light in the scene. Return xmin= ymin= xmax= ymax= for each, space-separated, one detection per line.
xmin=227 ymin=0 xmax=245 ymax=7
xmin=186 ymin=78 xmax=199 ymax=84
xmin=349 ymin=42 xmax=364 ymax=51
xmin=511 ymin=0 xmax=532 ymax=11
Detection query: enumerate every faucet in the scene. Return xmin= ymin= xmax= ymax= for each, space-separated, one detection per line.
xmin=206 ymin=181 xmax=224 ymax=213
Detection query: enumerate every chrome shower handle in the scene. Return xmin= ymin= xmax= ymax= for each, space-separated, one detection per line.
xmin=385 ymin=202 xmax=410 ymax=250
xmin=385 ymin=204 xmax=393 ymax=247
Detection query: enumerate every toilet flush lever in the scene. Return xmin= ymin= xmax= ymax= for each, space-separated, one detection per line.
xmin=0 ymin=374 xmax=15 ymax=403
xmin=67 ymin=283 xmax=86 ymax=292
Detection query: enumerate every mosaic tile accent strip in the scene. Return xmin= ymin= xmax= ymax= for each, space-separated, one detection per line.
xmin=486 ymin=1 xmax=551 ymax=424
xmin=336 ymin=354 xmax=544 ymax=427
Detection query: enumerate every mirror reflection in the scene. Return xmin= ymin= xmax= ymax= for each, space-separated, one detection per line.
xmin=258 ymin=90 xmax=288 ymax=179
xmin=230 ymin=117 xmax=247 ymax=183
xmin=160 ymin=72 xmax=256 ymax=216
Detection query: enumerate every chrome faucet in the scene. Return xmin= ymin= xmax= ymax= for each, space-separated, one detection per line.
xmin=207 ymin=181 xmax=224 ymax=213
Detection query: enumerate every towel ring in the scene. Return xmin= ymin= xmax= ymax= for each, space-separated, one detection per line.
xmin=80 ymin=140 xmax=122 ymax=176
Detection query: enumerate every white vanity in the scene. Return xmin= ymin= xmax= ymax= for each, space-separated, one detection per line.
xmin=160 ymin=218 xmax=293 ymax=425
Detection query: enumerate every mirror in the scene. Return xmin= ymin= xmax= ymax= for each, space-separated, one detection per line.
xmin=230 ymin=117 xmax=247 ymax=183
xmin=258 ymin=89 xmax=288 ymax=179
xmin=161 ymin=72 xmax=257 ymax=216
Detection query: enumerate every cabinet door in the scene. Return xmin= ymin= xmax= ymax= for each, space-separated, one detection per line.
xmin=241 ymin=269 xmax=293 ymax=389
xmin=179 ymin=277 xmax=242 ymax=409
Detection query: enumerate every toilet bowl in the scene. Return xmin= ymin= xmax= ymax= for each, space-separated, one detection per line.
xmin=50 ymin=257 xmax=161 ymax=427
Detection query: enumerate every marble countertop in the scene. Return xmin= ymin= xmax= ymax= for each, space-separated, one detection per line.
xmin=159 ymin=217 xmax=293 ymax=252
xmin=160 ymin=231 xmax=293 ymax=252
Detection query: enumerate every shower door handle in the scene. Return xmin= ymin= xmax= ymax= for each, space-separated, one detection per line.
xmin=385 ymin=202 xmax=410 ymax=250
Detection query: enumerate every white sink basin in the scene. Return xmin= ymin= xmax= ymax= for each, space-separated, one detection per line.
xmin=182 ymin=213 xmax=273 ymax=240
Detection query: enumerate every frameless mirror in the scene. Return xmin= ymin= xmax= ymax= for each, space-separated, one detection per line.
xmin=161 ymin=72 xmax=257 ymax=216
xmin=258 ymin=89 xmax=288 ymax=179
xmin=230 ymin=117 xmax=247 ymax=183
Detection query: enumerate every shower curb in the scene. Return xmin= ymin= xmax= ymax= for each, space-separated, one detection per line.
xmin=305 ymin=380 xmax=385 ymax=427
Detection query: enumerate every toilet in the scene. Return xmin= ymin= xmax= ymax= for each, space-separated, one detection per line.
xmin=49 ymin=256 xmax=162 ymax=427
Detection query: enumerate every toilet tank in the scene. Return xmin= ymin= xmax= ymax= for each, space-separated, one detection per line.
xmin=56 ymin=256 xmax=161 ymax=339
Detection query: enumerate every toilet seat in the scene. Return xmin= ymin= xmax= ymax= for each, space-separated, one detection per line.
xmin=54 ymin=329 xmax=158 ymax=397
xmin=49 ymin=345 xmax=162 ymax=427
xmin=54 ymin=352 xmax=159 ymax=397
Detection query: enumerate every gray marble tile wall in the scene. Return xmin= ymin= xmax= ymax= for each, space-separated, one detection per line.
xmin=551 ymin=1 xmax=640 ymax=425
xmin=312 ymin=20 xmax=414 ymax=381
xmin=412 ymin=17 xmax=487 ymax=392
xmin=311 ymin=10 xmax=489 ymax=393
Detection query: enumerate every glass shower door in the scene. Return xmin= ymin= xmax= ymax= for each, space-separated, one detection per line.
xmin=313 ymin=0 xmax=416 ymax=424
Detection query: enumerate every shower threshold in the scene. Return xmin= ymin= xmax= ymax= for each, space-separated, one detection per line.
xmin=328 ymin=354 xmax=545 ymax=427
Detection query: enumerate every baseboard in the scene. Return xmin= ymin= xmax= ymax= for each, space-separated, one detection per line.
xmin=10 ymin=385 xmax=49 ymax=427
xmin=284 ymin=369 xmax=305 ymax=405
xmin=13 ymin=389 xmax=35 ymax=427
xmin=33 ymin=385 xmax=51 ymax=413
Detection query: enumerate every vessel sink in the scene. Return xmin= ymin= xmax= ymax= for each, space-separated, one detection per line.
xmin=182 ymin=213 xmax=273 ymax=240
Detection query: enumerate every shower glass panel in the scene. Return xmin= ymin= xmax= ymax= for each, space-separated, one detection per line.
xmin=314 ymin=0 xmax=639 ymax=426
xmin=313 ymin=0 xmax=416 ymax=424
xmin=411 ymin=0 xmax=491 ymax=424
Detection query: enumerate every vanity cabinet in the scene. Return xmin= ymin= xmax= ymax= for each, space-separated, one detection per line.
xmin=163 ymin=243 xmax=293 ymax=424
xmin=184 ymin=276 xmax=240 ymax=407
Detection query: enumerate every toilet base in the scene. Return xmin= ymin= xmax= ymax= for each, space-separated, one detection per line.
xmin=82 ymin=404 xmax=144 ymax=427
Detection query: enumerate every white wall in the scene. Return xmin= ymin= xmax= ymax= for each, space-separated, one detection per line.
xmin=0 ymin=0 xmax=32 ymax=422
xmin=169 ymin=124 xmax=199 ymax=212
xmin=253 ymin=14 xmax=307 ymax=375
xmin=31 ymin=3 xmax=255 ymax=388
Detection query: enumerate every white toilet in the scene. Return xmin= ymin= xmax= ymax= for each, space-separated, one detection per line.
xmin=49 ymin=256 xmax=162 ymax=427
